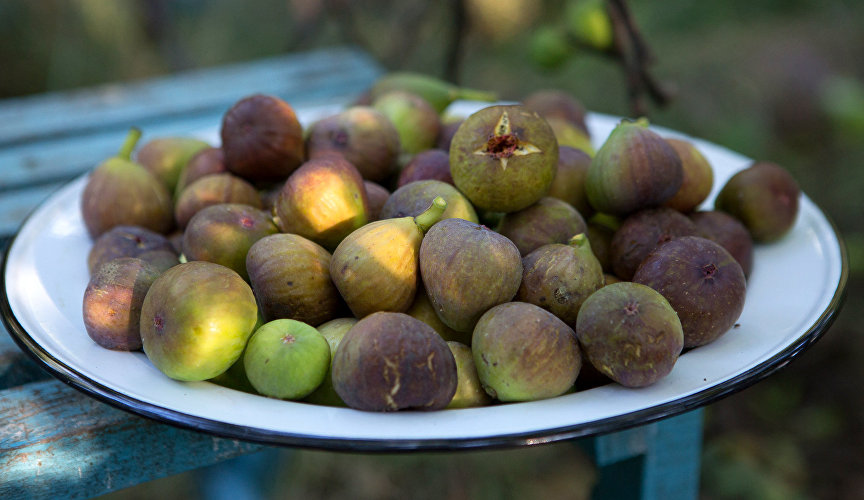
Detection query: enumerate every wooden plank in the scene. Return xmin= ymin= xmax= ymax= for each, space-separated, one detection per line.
xmin=0 ymin=181 xmax=67 ymax=238
xmin=0 ymin=379 xmax=264 ymax=499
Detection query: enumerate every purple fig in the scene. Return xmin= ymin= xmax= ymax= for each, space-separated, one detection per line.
xmin=690 ymin=210 xmax=754 ymax=277
xmin=610 ymin=208 xmax=698 ymax=280
xmin=397 ymin=149 xmax=454 ymax=187
xmin=496 ymin=197 xmax=587 ymax=255
xmin=174 ymin=173 xmax=262 ymax=230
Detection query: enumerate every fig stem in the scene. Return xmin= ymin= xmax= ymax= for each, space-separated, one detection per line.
xmin=414 ymin=196 xmax=447 ymax=233
xmin=568 ymin=233 xmax=592 ymax=251
xmin=118 ymin=128 xmax=143 ymax=161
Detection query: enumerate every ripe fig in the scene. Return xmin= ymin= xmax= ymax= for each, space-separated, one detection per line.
xmin=88 ymin=225 xmax=176 ymax=275
xmin=369 ymin=72 xmax=497 ymax=113
xmin=633 ymin=236 xmax=746 ymax=348
xmin=714 ymin=161 xmax=800 ymax=242
xmin=136 ymin=137 xmax=210 ymax=192
xmin=81 ymin=128 xmax=174 ymax=238
xmin=405 ymin=284 xmax=467 ymax=345
xmin=246 ymin=233 xmax=344 ymax=326
xmin=690 ymin=210 xmax=754 ymax=277
xmin=182 ymin=204 xmax=278 ymax=281
xmin=174 ymin=147 xmax=227 ymax=197
xmin=331 ymin=312 xmax=457 ymax=411
xmin=83 ymin=257 xmax=162 ymax=351
xmin=450 ymin=105 xmax=559 ymax=213
xmin=472 ymin=302 xmax=581 ymax=402
xmin=372 ymin=90 xmax=441 ymax=155
xmin=545 ymin=117 xmax=595 ymax=156
xmin=273 ymin=156 xmax=369 ymax=250
xmin=586 ymin=221 xmax=615 ymax=273
xmin=436 ymin=120 xmax=463 ymax=151
xmin=220 ymin=94 xmax=304 ymax=181
xmin=331 ymin=197 xmax=447 ymax=318
xmin=174 ymin=173 xmax=262 ymax=229
xmin=522 ymin=89 xmax=590 ymax=136
xmin=575 ymin=282 xmax=683 ymax=388
xmin=610 ymin=207 xmax=698 ymax=280
xmin=497 ymin=197 xmax=587 ymax=256
xmin=661 ymin=138 xmax=714 ymax=213
xmin=547 ymin=146 xmax=593 ymax=217
xmin=585 ymin=119 xmax=683 ymax=216
xmin=363 ymin=181 xmax=390 ymax=222
xmin=446 ymin=341 xmax=493 ymax=408
xmin=304 ymin=317 xmax=357 ymax=406
xmin=209 ymin=355 xmax=256 ymax=394
xmin=419 ymin=218 xmax=523 ymax=333
xmin=380 ymin=180 xmax=478 ymax=223
xmin=140 ymin=261 xmax=258 ymax=381
xmin=397 ymin=149 xmax=454 ymax=187
xmin=516 ymin=234 xmax=605 ymax=326
xmin=305 ymin=107 xmax=401 ymax=183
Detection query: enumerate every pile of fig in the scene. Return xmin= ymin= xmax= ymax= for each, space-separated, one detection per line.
xmin=79 ymin=72 xmax=801 ymax=412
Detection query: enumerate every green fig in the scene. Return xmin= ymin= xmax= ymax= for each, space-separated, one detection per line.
xmin=661 ymin=138 xmax=714 ymax=213
xmin=372 ymin=91 xmax=441 ymax=155
xmin=446 ymin=341 xmax=493 ymax=408
xmin=304 ymin=318 xmax=357 ymax=406
xmin=136 ymin=137 xmax=210 ymax=192
xmin=405 ymin=284 xmax=468 ymax=345
xmin=369 ymin=72 xmax=497 ymax=113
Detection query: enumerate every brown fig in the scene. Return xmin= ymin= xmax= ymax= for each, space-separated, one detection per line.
xmin=496 ymin=197 xmax=587 ymax=256
xmin=547 ymin=146 xmax=593 ymax=217
xmin=363 ymin=181 xmax=390 ymax=222
xmin=174 ymin=147 xmax=227 ymax=197
xmin=689 ymin=210 xmax=754 ymax=277
xmin=88 ymin=225 xmax=176 ymax=276
xmin=174 ymin=173 xmax=262 ymax=229
xmin=397 ymin=149 xmax=454 ymax=187
xmin=610 ymin=208 xmax=698 ymax=280
xmin=661 ymin=138 xmax=714 ymax=213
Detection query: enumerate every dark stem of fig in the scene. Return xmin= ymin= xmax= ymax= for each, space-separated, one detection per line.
xmin=414 ymin=196 xmax=448 ymax=233
xmin=118 ymin=128 xmax=143 ymax=161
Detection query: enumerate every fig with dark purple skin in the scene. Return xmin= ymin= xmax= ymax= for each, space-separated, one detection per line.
xmin=473 ymin=302 xmax=582 ymax=401
xmin=632 ymin=236 xmax=746 ymax=348
xmin=331 ymin=312 xmax=457 ymax=412
xmin=661 ymin=138 xmax=713 ymax=213
xmin=446 ymin=341 xmax=493 ymax=408
xmin=419 ymin=218 xmax=523 ymax=333
xmin=497 ymin=197 xmax=588 ymax=256
xmin=450 ymin=105 xmax=559 ymax=213
xmin=305 ymin=107 xmax=401 ymax=183
xmin=83 ymin=257 xmax=162 ymax=351
xmin=88 ymin=225 xmax=176 ymax=275
xmin=436 ymin=120 xmax=463 ymax=151
xmin=585 ymin=119 xmax=683 ymax=216
xmin=690 ymin=210 xmax=754 ymax=277
xmin=363 ymin=181 xmax=390 ymax=221
xmin=220 ymin=94 xmax=305 ymax=181
xmin=522 ymin=89 xmax=590 ymax=136
xmin=714 ymin=161 xmax=800 ymax=242
xmin=380 ymin=180 xmax=478 ymax=223
xmin=372 ymin=91 xmax=440 ymax=155
xmin=174 ymin=147 xmax=227 ymax=197
xmin=136 ymin=137 xmax=210 ymax=192
xmin=610 ymin=207 xmax=698 ymax=281
xmin=576 ymin=282 xmax=684 ymax=388
xmin=174 ymin=173 xmax=262 ymax=229
xmin=397 ymin=149 xmax=454 ymax=187
xmin=547 ymin=146 xmax=594 ymax=217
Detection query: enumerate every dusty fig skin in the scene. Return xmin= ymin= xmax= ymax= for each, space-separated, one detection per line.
xmin=714 ymin=161 xmax=800 ymax=243
xmin=175 ymin=147 xmax=227 ymax=196
xmin=420 ymin=218 xmax=523 ymax=333
xmin=221 ymin=94 xmax=305 ymax=181
xmin=398 ymin=149 xmax=454 ymax=187
xmin=331 ymin=312 xmax=457 ymax=412
xmin=88 ymin=225 xmax=176 ymax=275
xmin=246 ymin=233 xmax=345 ymax=326
xmin=497 ymin=197 xmax=587 ymax=256
xmin=472 ymin=302 xmax=582 ymax=402
xmin=576 ymin=282 xmax=684 ymax=388
xmin=610 ymin=207 xmax=698 ymax=281
xmin=661 ymin=138 xmax=714 ymax=213
xmin=306 ymin=107 xmax=401 ymax=183
xmin=83 ymin=257 xmax=162 ymax=351
xmin=633 ymin=236 xmax=746 ymax=348
xmin=547 ymin=146 xmax=593 ymax=217
xmin=174 ymin=173 xmax=262 ymax=229
xmin=690 ymin=210 xmax=754 ymax=277
xmin=522 ymin=89 xmax=590 ymax=136
xmin=363 ymin=181 xmax=390 ymax=222
xmin=380 ymin=180 xmax=478 ymax=223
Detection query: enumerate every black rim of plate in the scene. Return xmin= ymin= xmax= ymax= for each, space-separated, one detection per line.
xmin=0 ymin=193 xmax=850 ymax=452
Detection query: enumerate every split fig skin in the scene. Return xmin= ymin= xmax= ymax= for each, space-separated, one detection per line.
xmin=610 ymin=208 xmax=698 ymax=281
xmin=88 ymin=225 xmax=176 ymax=276
xmin=496 ymin=197 xmax=587 ymax=256
xmin=136 ymin=137 xmax=210 ymax=192
xmin=714 ymin=161 xmax=800 ymax=243
xmin=175 ymin=147 xmax=228 ymax=197
xmin=274 ymin=156 xmax=369 ymax=251
xmin=372 ymin=90 xmax=441 ymax=155
xmin=304 ymin=318 xmax=357 ymax=406
xmin=472 ymin=302 xmax=581 ymax=402
xmin=547 ymin=146 xmax=593 ymax=217
xmin=380 ymin=180 xmax=479 ymax=223
xmin=83 ymin=257 xmax=162 ymax=351
xmin=522 ymin=89 xmax=590 ymax=137
xmin=450 ymin=105 xmax=559 ymax=213
xmin=363 ymin=181 xmax=390 ymax=222
xmin=406 ymin=284 xmax=468 ymax=345
xmin=632 ymin=236 xmax=746 ymax=348
xmin=331 ymin=312 xmax=457 ymax=412
xmin=419 ymin=218 xmax=523 ymax=333
xmin=398 ymin=149 xmax=454 ymax=187
xmin=576 ymin=282 xmax=683 ymax=388
xmin=174 ymin=173 xmax=263 ymax=230
xmin=220 ymin=94 xmax=305 ymax=181
xmin=690 ymin=210 xmax=754 ymax=277
xmin=661 ymin=138 xmax=714 ymax=213
xmin=246 ymin=233 xmax=345 ymax=326
xmin=446 ymin=342 xmax=493 ymax=408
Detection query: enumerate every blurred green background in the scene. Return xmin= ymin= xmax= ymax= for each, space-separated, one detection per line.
xmin=2 ymin=0 xmax=863 ymax=498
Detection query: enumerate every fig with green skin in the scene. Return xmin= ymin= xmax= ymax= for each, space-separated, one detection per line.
xmin=380 ymin=180 xmax=478 ymax=223
xmin=305 ymin=107 xmax=401 ymax=183
xmin=182 ymin=204 xmax=278 ymax=281
xmin=610 ymin=208 xmax=698 ymax=281
xmin=243 ymin=319 xmax=330 ymax=400
xmin=446 ymin=342 xmax=493 ymax=408
xmin=405 ymin=284 xmax=467 ymax=345
xmin=496 ymin=197 xmax=587 ymax=256
xmin=576 ymin=282 xmax=683 ymax=388
xmin=372 ymin=91 xmax=441 ymax=155
xmin=220 ymin=94 xmax=304 ymax=181
xmin=331 ymin=312 xmax=457 ymax=412
xmin=246 ymin=233 xmax=344 ymax=325
xmin=472 ymin=302 xmax=581 ymax=402
xmin=714 ymin=161 xmax=800 ymax=242
xmin=136 ymin=137 xmax=210 ymax=192
xmin=522 ymin=89 xmax=590 ymax=137
xmin=81 ymin=128 xmax=174 ymax=238
xmin=661 ymin=138 xmax=714 ymax=213
xmin=419 ymin=218 xmax=523 ymax=333
xmin=545 ymin=117 xmax=595 ymax=157
xmin=174 ymin=147 xmax=227 ymax=197
xmin=274 ymin=156 xmax=369 ymax=251
xmin=564 ymin=0 xmax=614 ymax=51
xmin=516 ymin=234 xmax=605 ymax=326
xmin=363 ymin=181 xmax=390 ymax=222
xmin=547 ymin=146 xmax=593 ymax=217
xmin=174 ymin=173 xmax=262 ymax=229
xmin=88 ymin=225 xmax=176 ymax=275
xmin=369 ymin=72 xmax=497 ymax=113
xmin=633 ymin=236 xmax=746 ymax=348
xmin=209 ymin=353 xmax=256 ymax=393
xmin=585 ymin=119 xmax=683 ymax=216
xmin=140 ymin=261 xmax=258 ymax=381
xmin=397 ymin=149 xmax=454 ymax=187
xmin=690 ymin=210 xmax=754 ymax=277
xmin=331 ymin=197 xmax=447 ymax=318
xmin=451 ymin=105 xmax=559 ymax=213
xmin=83 ymin=257 xmax=162 ymax=351
xmin=304 ymin=318 xmax=357 ymax=406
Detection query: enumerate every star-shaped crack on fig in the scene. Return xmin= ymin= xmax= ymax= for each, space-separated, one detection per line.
xmin=472 ymin=111 xmax=542 ymax=170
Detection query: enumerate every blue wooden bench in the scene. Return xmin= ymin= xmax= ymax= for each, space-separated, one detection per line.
xmin=0 ymin=46 xmax=703 ymax=499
